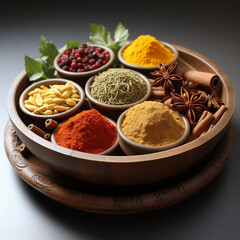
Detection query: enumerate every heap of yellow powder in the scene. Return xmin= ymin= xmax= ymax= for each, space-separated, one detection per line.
xmin=122 ymin=35 xmax=174 ymax=67
xmin=122 ymin=101 xmax=185 ymax=146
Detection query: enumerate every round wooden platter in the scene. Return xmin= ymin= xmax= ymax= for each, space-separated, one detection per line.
xmin=4 ymin=120 xmax=234 ymax=215
xmin=7 ymin=45 xmax=235 ymax=187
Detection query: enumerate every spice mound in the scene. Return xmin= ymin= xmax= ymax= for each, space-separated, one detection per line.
xmin=122 ymin=35 xmax=174 ymax=67
xmin=24 ymin=81 xmax=80 ymax=115
xmin=122 ymin=101 xmax=185 ymax=146
xmin=55 ymin=109 xmax=117 ymax=154
xmin=90 ymin=68 xmax=147 ymax=105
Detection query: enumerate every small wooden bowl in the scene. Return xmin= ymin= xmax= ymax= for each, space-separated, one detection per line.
xmin=19 ymin=78 xmax=85 ymax=120
xmin=118 ymin=41 xmax=179 ymax=73
xmin=85 ymin=69 xmax=152 ymax=120
xmin=117 ymin=109 xmax=190 ymax=155
xmin=53 ymin=44 xmax=115 ymax=87
xmin=51 ymin=117 xmax=119 ymax=155
xmin=8 ymin=45 xmax=235 ymax=186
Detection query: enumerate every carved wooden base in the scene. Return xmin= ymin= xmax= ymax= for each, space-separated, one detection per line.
xmin=4 ymin=120 xmax=234 ymax=215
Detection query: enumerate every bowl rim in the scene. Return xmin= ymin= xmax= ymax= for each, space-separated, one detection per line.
xmin=51 ymin=115 xmax=119 ymax=155
xmin=117 ymin=107 xmax=190 ymax=152
xmin=19 ymin=78 xmax=85 ymax=119
xmin=8 ymin=45 xmax=235 ymax=163
xmin=85 ymin=68 xmax=152 ymax=110
xmin=53 ymin=44 xmax=115 ymax=77
xmin=118 ymin=40 xmax=179 ymax=70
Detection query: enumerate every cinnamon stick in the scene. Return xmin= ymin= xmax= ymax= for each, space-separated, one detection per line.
xmin=19 ymin=143 xmax=29 ymax=155
xmin=151 ymin=90 xmax=166 ymax=98
xmin=45 ymin=118 xmax=58 ymax=132
xmin=199 ymin=105 xmax=227 ymax=137
xmin=28 ymin=124 xmax=47 ymax=138
xmin=208 ymin=105 xmax=227 ymax=130
xmin=151 ymin=86 xmax=164 ymax=91
xmin=187 ymin=111 xmax=214 ymax=142
xmin=43 ymin=133 xmax=51 ymax=141
xmin=182 ymin=70 xmax=221 ymax=90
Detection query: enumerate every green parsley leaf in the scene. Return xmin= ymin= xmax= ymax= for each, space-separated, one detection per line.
xmin=66 ymin=40 xmax=81 ymax=48
xmin=58 ymin=40 xmax=81 ymax=54
xmin=39 ymin=35 xmax=58 ymax=64
xmin=88 ymin=24 xmax=112 ymax=46
xmin=35 ymin=55 xmax=56 ymax=78
xmin=35 ymin=56 xmax=48 ymax=64
xmin=114 ymin=22 xmax=129 ymax=45
xmin=42 ymin=62 xmax=56 ymax=79
xmin=30 ymin=72 xmax=46 ymax=81
xmin=24 ymin=55 xmax=45 ymax=81
xmin=109 ymin=42 xmax=121 ymax=67
xmin=87 ymin=22 xmax=129 ymax=67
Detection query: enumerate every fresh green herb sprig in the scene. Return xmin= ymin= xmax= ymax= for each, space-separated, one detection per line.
xmin=24 ymin=22 xmax=129 ymax=81
xmin=25 ymin=35 xmax=58 ymax=81
xmin=58 ymin=40 xmax=81 ymax=54
xmin=87 ymin=22 xmax=129 ymax=67
xmin=24 ymin=35 xmax=80 ymax=82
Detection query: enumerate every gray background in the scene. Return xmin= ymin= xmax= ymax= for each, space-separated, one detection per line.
xmin=1 ymin=0 xmax=239 ymax=239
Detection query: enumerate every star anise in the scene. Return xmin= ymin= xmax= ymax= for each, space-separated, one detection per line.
xmin=200 ymin=92 xmax=223 ymax=110
xmin=151 ymin=62 xmax=183 ymax=93
xmin=181 ymin=79 xmax=199 ymax=94
xmin=170 ymin=87 xmax=208 ymax=127
xmin=193 ymin=90 xmax=209 ymax=104
xmin=159 ymin=94 xmax=173 ymax=107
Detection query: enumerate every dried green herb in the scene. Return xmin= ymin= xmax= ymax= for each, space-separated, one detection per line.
xmin=90 ymin=69 xmax=147 ymax=105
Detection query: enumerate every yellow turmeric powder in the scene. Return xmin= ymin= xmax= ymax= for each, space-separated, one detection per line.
xmin=122 ymin=35 xmax=174 ymax=67
xmin=122 ymin=101 xmax=185 ymax=146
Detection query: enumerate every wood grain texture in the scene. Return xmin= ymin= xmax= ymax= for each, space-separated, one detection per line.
xmin=4 ymin=120 xmax=234 ymax=214
xmin=7 ymin=46 xmax=235 ymax=186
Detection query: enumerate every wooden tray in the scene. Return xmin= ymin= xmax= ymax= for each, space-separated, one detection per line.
xmin=4 ymin=120 xmax=234 ymax=215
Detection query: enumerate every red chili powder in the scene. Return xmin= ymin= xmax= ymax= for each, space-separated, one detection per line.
xmin=55 ymin=109 xmax=117 ymax=154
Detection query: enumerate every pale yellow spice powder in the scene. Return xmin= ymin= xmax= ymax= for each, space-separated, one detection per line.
xmin=122 ymin=101 xmax=185 ymax=146
xmin=122 ymin=35 xmax=174 ymax=67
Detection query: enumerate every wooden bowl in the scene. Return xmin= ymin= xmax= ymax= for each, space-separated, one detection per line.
xmin=53 ymin=44 xmax=115 ymax=87
xmin=118 ymin=41 xmax=179 ymax=74
xmin=7 ymin=45 xmax=235 ymax=186
xmin=117 ymin=109 xmax=190 ymax=154
xmin=19 ymin=78 xmax=85 ymax=120
xmin=85 ymin=69 xmax=152 ymax=120
xmin=51 ymin=116 xmax=119 ymax=155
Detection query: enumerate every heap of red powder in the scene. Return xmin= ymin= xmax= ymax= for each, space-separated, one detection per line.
xmin=55 ymin=109 xmax=117 ymax=154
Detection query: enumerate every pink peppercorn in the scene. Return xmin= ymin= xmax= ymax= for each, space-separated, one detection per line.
xmin=57 ymin=44 xmax=110 ymax=73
